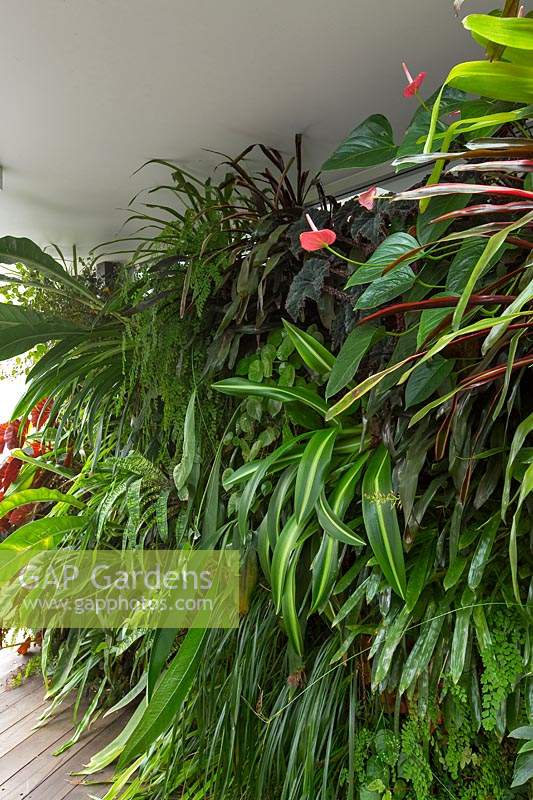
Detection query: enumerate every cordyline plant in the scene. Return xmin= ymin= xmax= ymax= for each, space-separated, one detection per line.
xmin=0 ymin=3 xmax=531 ymax=799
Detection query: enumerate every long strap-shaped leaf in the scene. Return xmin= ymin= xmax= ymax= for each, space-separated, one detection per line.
xmin=119 ymin=628 xmax=205 ymax=767
xmin=316 ymin=492 xmax=365 ymax=547
xmin=362 ymin=445 xmax=406 ymax=599
xmin=0 ymin=237 xmax=102 ymax=307
xmin=282 ymin=319 xmax=335 ymax=374
xmin=294 ymin=428 xmax=337 ymax=525
xmin=237 ymin=433 xmax=310 ymax=539
xmin=212 ymin=378 xmax=328 ymax=417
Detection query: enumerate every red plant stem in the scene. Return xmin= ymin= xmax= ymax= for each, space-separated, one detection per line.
xmin=459 ymin=355 xmax=533 ymax=389
xmin=356 ymin=295 xmax=516 ymax=327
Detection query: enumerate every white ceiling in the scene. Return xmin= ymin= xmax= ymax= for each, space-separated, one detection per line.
xmin=0 ymin=0 xmax=491 ymax=252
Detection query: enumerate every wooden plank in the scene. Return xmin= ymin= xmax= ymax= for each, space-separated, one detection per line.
xmin=10 ymin=714 xmax=126 ymax=800
xmin=0 ymin=697 xmax=81 ymax=780
xmin=0 ymin=677 xmax=44 ymax=714
xmin=0 ymin=690 xmax=49 ymax=736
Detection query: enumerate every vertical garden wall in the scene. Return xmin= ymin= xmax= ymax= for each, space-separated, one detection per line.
xmin=0 ymin=4 xmax=532 ymax=798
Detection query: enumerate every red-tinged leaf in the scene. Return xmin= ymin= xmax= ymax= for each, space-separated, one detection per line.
xmin=393 ymin=182 xmax=533 ymax=202
xmin=432 ymin=201 xmax=533 ymax=223
xmin=17 ymin=636 xmax=32 ymax=656
xmin=355 ymin=294 xmax=515 ymax=327
xmin=448 ymin=159 xmax=533 ymax=175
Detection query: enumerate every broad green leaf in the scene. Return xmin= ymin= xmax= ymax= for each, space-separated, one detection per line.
xmin=362 ymin=445 xmax=406 ymax=598
xmin=463 ymin=14 xmax=533 ymax=50
xmin=399 ymin=600 xmax=447 ymax=693
xmin=173 ymin=391 xmax=196 ymax=501
xmin=453 ymin=210 xmax=533 ymax=329
xmin=322 ymin=114 xmax=396 ymax=171
xmin=372 ymin=605 xmax=411 ymax=687
xmin=326 ymin=325 xmax=379 ymax=399
xmin=0 ymin=488 xmax=85 ymax=519
xmin=281 ymin=549 xmax=304 ymax=655
xmin=345 ymin=233 xmax=419 ymax=288
xmin=511 ymin=751 xmax=533 ymax=787
xmin=405 ymin=357 xmax=455 ymax=408
xmin=354 ymin=265 xmax=416 ymax=310
xmin=282 ymin=320 xmax=334 ymax=374
xmin=0 ymin=515 xmax=89 ymax=551
xmin=416 ymin=192 xmax=471 ymax=245
xmin=448 ymin=60 xmax=533 ymax=104
xmin=271 ymin=514 xmax=303 ymax=611
xmin=0 ymin=237 xmax=99 ymax=305
xmin=503 ymin=410 xmax=533 ymax=519
xmin=310 ymin=532 xmax=338 ymax=615
xmin=482 ymin=275 xmax=533 ymax=354
xmin=416 ymin=304 xmax=453 ymax=348
xmin=447 ymin=238 xmax=490 ymax=293
xmin=119 ymin=629 xmax=205 ymax=767
xmin=468 ymin=515 xmax=499 ymax=590
xmin=294 ymin=428 xmax=337 ymax=525
xmin=332 ymin=575 xmax=371 ymax=626
xmin=148 ymin=628 xmax=178 ymax=699
xmin=405 ymin=543 xmax=433 ymax=612
xmin=0 ymin=303 xmax=86 ymax=360
xmin=326 ymin=353 xmax=417 ymax=420
xmin=316 ymin=491 xmax=365 ymax=547
xmin=212 ymin=378 xmax=328 ymax=417
xmin=450 ymin=587 xmax=475 ymax=684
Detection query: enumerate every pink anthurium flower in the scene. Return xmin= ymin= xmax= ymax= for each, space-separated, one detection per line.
xmin=300 ymin=213 xmax=337 ymax=252
xmin=402 ymin=62 xmax=427 ymax=97
xmin=358 ymin=185 xmax=377 ymax=211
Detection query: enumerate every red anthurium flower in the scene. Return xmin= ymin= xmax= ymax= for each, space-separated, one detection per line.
xmin=300 ymin=214 xmax=336 ymax=252
xmin=358 ymin=185 xmax=377 ymax=211
xmin=402 ymin=62 xmax=426 ymax=97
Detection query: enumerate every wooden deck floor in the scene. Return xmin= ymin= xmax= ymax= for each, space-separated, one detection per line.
xmin=0 ymin=676 xmax=126 ymax=800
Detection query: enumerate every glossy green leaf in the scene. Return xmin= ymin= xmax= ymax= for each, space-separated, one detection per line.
xmin=282 ymin=320 xmax=334 ymax=374
xmin=404 ymin=357 xmax=455 ymax=408
xmin=119 ymin=629 xmax=205 ymax=767
xmin=294 ymin=428 xmax=337 ymax=525
xmin=354 ymin=265 xmax=416 ymax=310
xmin=448 ymin=60 xmax=533 ymax=104
xmin=148 ymin=628 xmax=178 ymax=699
xmin=362 ymin=445 xmax=406 ymax=598
xmin=282 ymin=550 xmax=304 ymax=655
xmin=372 ymin=605 xmax=411 ymax=687
xmin=0 ymin=514 xmax=89 ymax=552
xmin=0 ymin=488 xmax=85 ymax=519
xmin=450 ymin=588 xmax=475 ymax=684
xmin=310 ymin=534 xmax=338 ymax=615
xmin=322 ymin=114 xmax=396 ymax=171
xmin=326 ymin=325 xmax=379 ymax=399
xmin=468 ymin=515 xmax=499 ymax=590
xmin=316 ymin=491 xmax=365 ymax=547
xmin=345 ymin=233 xmax=419 ymax=288
xmin=271 ymin=514 xmax=303 ymax=611
xmin=463 ymin=14 xmax=533 ymax=50
xmin=0 ymin=237 xmax=99 ymax=304
xmin=212 ymin=378 xmax=328 ymax=417
xmin=173 ymin=391 xmax=196 ymax=501
xmin=399 ymin=600 xmax=447 ymax=693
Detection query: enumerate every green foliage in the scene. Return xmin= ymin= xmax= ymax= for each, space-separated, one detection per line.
xmin=0 ymin=5 xmax=532 ymax=798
